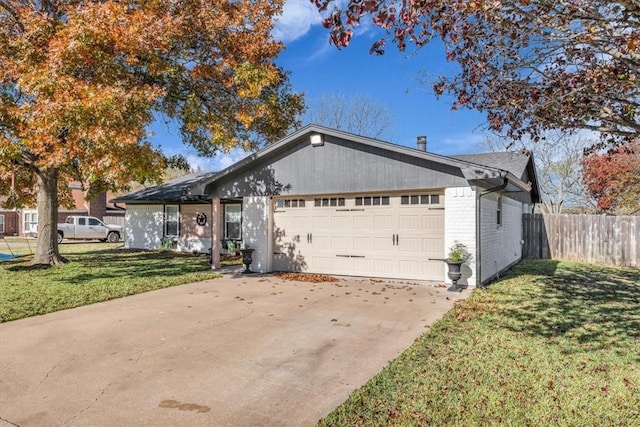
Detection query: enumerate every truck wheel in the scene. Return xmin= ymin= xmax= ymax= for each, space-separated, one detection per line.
xmin=107 ymin=232 xmax=120 ymax=243
xmin=57 ymin=232 xmax=63 ymax=244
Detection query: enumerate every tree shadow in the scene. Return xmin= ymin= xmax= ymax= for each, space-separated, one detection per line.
xmin=5 ymin=248 xmax=211 ymax=284
xmin=500 ymin=261 xmax=640 ymax=358
xmin=272 ymin=224 xmax=308 ymax=273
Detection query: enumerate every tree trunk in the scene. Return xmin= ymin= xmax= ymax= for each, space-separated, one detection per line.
xmin=30 ymin=167 xmax=67 ymax=266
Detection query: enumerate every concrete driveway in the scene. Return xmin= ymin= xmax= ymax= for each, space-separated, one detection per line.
xmin=0 ymin=272 xmax=467 ymax=426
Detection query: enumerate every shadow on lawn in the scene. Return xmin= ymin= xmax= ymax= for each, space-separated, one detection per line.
xmin=5 ymin=248 xmax=213 ymax=284
xmin=500 ymin=260 xmax=640 ymax=357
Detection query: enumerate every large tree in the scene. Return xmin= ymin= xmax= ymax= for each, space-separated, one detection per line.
xmin=581 ymin=140 xmax=640 ymax=214
xmin=479 ymin=132 xmax=595 ymax=214
xmin=0 ymin=0 xmax=303 ymax=266
xmin=305 ymin=92 xmax=394 ymax=139
xmin=313 ymin=0 xmax=639 ymax=144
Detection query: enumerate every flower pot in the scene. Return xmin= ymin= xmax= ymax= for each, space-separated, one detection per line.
xmin=240 ymin=248 xmax=255 ymax=274
xmin=445 ymin=260 xmax=464 ymax=289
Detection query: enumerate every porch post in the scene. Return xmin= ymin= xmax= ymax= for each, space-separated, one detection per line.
xmin=211 ymin=197 xmax=221 ymax=270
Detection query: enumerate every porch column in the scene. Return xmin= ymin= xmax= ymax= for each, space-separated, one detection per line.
xmin=210 ymin=197 xmax=221 ymax=270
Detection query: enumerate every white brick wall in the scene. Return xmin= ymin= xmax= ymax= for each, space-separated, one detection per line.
xmin=125 ymin=205 xmax=163 ymax=250
xmin=479 ymin=193 xmax=524 ymax=283
xmin=241 ymin=196 xmax=270 ymax=273
xmin=444 ymin=187 xmax=477 ymax=286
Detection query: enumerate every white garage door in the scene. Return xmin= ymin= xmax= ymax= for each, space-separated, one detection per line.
xmin=272 ymin=194 xmax=445 ymax=281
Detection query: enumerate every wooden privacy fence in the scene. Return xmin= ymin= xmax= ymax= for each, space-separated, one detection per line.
xmin=103 ymin=215 xmax=125 ymax=227
xmin=523 ymin=214 xmax=639 ymax=267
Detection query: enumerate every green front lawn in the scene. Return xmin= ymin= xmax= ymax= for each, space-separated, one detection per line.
xmin=320 ymin=260 xmax=640 ymax=426
xmin=0 ymin=243 xmax=219 ymax=322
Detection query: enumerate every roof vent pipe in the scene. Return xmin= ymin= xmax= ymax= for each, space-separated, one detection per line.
xmin=417 ymin=136 xmax=427 ymax=151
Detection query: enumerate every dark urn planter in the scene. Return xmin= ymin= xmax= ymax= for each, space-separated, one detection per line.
xmin=445 ymin=260 xmax=464 ymax=290
xmin=240 ymin=248 xmax=255 ymax=274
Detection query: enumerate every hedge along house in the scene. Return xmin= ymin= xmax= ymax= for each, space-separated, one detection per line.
xmin=113 ymin=125 xmax=540 ymax=287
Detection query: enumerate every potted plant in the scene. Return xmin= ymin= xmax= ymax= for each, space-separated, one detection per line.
xmin=239 ymin=243 xmax=255 ymax=274
xmin=445 ymin=241 xmax=471 ymax=289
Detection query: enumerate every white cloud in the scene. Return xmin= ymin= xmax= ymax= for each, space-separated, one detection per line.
xmin=273 ymin=0 xmax=323 ymax=43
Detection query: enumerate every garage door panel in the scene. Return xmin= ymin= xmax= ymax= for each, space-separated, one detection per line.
xmin=422 ymin=215 xmax=443 ymax=230
xmin=422 ymin=237 xmax=443 ymax=253
xmin=374 ymin=215 xmax=393 ymax=229
xmin=373 ymin=237 xmax=392 ymax=251
xmin=331 ymin=216 xmax=351 ymax=230
xmin=313 ymin=235 xmax=331 ymax=250
xmin=373 ymin=258 xmax=394 ymax=275
xmin=312 ymin=255 xmax=332 ymax=271
xmin=353 ymin=236 xmax=373 ymax=251
xmin=399 ymin=259 xmax=422 ymax=276
xmin=332 ymin=256 xmax=352 ymax=271
xmin=353 ymin=257 xmax=373 ymax=273
xmin=400 ymin=237 xmax=421 ymax=252
xmin=331 ymin=236 xmax=350 ymax=250
xmin=312 ymin=216 xmax=331 ymax=229
xmin=353 ymin=215 xmax=373 ymax=229
xmin=292 ymin=216 xmax=310 ymax=229
xmin=273 ymin=252 xmax=308 ymax=272
xmin=424 ymin=261 xmax=444 ymax=278
xmin=399 ymin=215 xmax=420 ymax=229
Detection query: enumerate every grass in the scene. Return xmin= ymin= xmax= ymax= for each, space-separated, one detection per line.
xmin=319 ymin=259 xmax=640 ymax=426
xmin=0 ymin=243 xmax=220 ymax=322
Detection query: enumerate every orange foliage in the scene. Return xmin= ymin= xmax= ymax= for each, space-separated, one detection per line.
xmin=0 ymin=0 xmax=303 ymax=263
xmin=582 ymin=141 xmax=640 ymax=214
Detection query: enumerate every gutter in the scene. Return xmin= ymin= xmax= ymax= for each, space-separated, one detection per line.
xmin=476 ymin=173 xmax=509 ymax=288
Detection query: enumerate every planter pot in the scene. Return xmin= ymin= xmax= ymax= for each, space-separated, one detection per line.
xmin=445 ymin=260 xmax=464 ymax=289
xmin=240 ymin=249 xmax=255 ymax=274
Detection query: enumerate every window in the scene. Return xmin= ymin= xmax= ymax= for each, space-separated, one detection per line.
xmin=314 ymin=197 xmax=345 ymax=207
xmin=497 ymin=196 xmax=503 ymax=227
xmin=77 ymin=217 xmax=86 ymax=226
xmin=401 ymin=194 xmax=441 ymax=205
xmin=23 ymin=212 xmax=37 ymax=233
xmin=165 ymin=205 xmax=179 ymax=237
xmin=355 ymin=196 xmax=389 ymax=206
xmin=277 ymin=199 xmax=305 ymax=208
xmin=88 ymin=218 xmax=102 ymax=226
xmin=0 ymin=215 xmax=4 ymax=234
xmin=224 ymin=204 xmax=241 ymax=240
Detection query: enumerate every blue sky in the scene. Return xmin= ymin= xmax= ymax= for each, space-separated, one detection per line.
xmin=154 ymin=1 xmax=491 ymax=171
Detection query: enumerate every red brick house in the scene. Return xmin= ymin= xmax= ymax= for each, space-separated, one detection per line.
xmin=0 ymin=182 xmax=123 ymax=237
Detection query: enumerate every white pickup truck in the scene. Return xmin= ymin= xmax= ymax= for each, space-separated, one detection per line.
xmin=57 ymin=216 xmax=122 ymax=244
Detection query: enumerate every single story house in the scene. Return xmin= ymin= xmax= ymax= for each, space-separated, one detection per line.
xmin=112 ymin=125 xmax=540 ymax=287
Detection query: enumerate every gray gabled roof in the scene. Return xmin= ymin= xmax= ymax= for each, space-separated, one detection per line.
xmin=453 ymin=151 xmax=540 ymax=202
xmin=452 ymin=152 xmax=530 ymax=180
xmin=112 ymin=124 xmax=540 ymax=204
xmin=111 ymin=172 xmax=215 ymax=203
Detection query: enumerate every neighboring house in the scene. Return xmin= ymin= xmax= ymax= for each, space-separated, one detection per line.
xmin=0 ymin=182 xmax=124 ymax=237
xmin=112 ymin=125 xmax=540 ymax=287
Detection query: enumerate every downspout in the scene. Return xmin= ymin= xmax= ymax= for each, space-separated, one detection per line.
xmin=210 ymin=198 xmax=214 ymax=268
xmin=476 ymin=172 xmax=509 ymax=288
